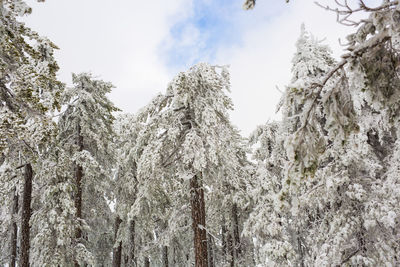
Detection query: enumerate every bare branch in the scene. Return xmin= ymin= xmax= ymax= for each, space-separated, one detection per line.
xmin=16 ymin=164 xmax=26 ymax=170
xmin=315 ymin=0 xmax=398 ymax=26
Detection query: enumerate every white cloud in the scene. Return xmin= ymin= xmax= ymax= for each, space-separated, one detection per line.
xmin=23 ymin=0 xmax=381 ymax=136
xmin=24 ymin=0 xmax=191 ymax=113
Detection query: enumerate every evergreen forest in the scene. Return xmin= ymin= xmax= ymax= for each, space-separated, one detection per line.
xmin=1 ymin=0 xmax=400 ymax=266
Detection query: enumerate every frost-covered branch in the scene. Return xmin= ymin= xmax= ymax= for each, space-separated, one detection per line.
xmin=296 ymin=28 xmax=390 ymax=136
xmin=296 ymin=60 xmax=347 ymax=134
xmin=315 ymin=0 xmax=398 ymax=26
xmin=340 ymin=248 xmax=360 ymax=265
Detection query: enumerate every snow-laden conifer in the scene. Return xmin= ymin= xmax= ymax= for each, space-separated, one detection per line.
xmin=0 ymin=1 xmax=63 ymax=265
xmin=130 ymin=63 xmax=247 ymax=266
xmin=57 ymin=73 xmax=119 ymax=266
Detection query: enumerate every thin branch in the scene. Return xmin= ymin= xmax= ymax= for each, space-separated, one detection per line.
xmin=173 ymin=106 xmax=186 ymax=112
xmin=340 ymin=248 xmax=360 ymax=266
xmin=315 ymin=0 xmax=398 ymax=26
xmin=16 ymin=164 xmax=26 ymax=170
xmin=359 ymin=0 xmax=398 ymax=12
xmin=22 ymin=140 xmax=35 ymax=154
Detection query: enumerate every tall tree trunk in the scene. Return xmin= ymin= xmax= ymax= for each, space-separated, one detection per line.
xmin=74 ymin=124 xmax=84 ymax=267
xmin=190 ymin=175 xmax=208 ymax=267
xmin=124 ymin=255 xmax=128 ymax=267
xmin=19 ymin=163 xmax=32 ymax=267
xmin=173 ymin=244 xmax=177 ymax=266
xmin=9 ymin=189 xmax=18 ymax=267
xmin=297 ymin=235 xmax=304 ymax=267
xmin=221 ymin=218 xmax=227 ymax=261
xmin=127 ymin=219 xmax=136 ymax=267
xmin=231 ymin=204 xmax=241 ymax=259
xmin=163 ymin=246 xmax=168 ymax=267
xmin=112 ymin=216 xmax=122 ymax=267
xmin=144 ymin=256 xmax=150 ymax=267
xmin=296 ymin=227 xmax=305 ymax=267
xmin=227 ymin=232 xmax=234 ymax=267
xmin=207 ymin=234 xmax=214 ymax=267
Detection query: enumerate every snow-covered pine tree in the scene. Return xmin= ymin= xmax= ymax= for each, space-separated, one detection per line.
xmin=112 ymin=113 xmax=144 ymax=267
xmin=131 ymin=63 xmax=244 ymax=267
xmin=204 ymin=127 xmax=254 ymax=267
xmin=58 ymin=73 xmax=119 ymax=266
xmin=29 ymin=142 xmax=83 ymax=266
xmin=280 ymin=2 xmax=400 ymax=265
xmin=244 ymin=121 xmax=292 ymax=265
xmin=254 ymin=2 xmax=400 ymax=265
xmin=0 ymin=1 xmax=63 ymax=265
xmin=244 ymin=25 xmax=351 ymax=265
xmin=304 ymin=2 xmax=400 ymax=264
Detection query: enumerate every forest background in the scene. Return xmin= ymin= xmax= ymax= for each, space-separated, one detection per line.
xmin=1 ymin=0 xmax=399 ymax=267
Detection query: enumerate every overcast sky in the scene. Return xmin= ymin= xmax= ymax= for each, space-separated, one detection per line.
xmin=24 ymin=0 xmax=379 ymax=136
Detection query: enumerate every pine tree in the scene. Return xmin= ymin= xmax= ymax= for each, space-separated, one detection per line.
xmin=247 ymin=2 xmax=400 ymax=265
xmin=0 ymin=1 xmax=63 ymax=266
xmin=112 ymin=113 xmax=143 ymax=267
xmin=58 ymin=73 xmax=119 ymax=266
xmin=244 ymin=26 xmax=348 ymax=265
xmin=131 ymin=63 xmax=244 ymax=267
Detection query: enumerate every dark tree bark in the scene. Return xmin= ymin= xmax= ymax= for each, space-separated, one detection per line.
xmin=124 ymin=255 xmax=128 ymax=267
xmin=9 ymin=189 xmax=18 ymax=267
xmin=74 ymin=124 xmax=84 ymax=267
xmin=127 ymin=219 xmax=136 ymax=267
xmin=19 ymin=163 xmax=33 ymax=267
xmin=231 ymin=204 xmax=241 ymax=259
xmin=144 ymin=256 xmax=150 ymax=267
xmin=190 ymin=175 xmax=208 ymax=267
xmin=163 ymin=246 xmax=168 ymax=267
xmin=112 ymin=216 xmax=123 ymax=267
xmin=227 ymin=233 xmax=234 ymax=267
xmin=207 ymin=234 xmax=214 ymax=267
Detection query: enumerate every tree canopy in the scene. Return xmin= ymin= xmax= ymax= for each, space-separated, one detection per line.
xmin=1 ymin=0 xmax=400 ymax=266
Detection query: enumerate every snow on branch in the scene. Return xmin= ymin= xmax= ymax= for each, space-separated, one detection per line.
xmin=296 ymin=28 xmax=390 ymax=136
xmin=315 ymin=0 xmax=398 ymax=26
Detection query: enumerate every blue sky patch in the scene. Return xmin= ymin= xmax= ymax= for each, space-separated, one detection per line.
xmin=159 ymin=0 xmax=289 ymax=74
xmin=160 ymin=0 xmax=244 ymax=73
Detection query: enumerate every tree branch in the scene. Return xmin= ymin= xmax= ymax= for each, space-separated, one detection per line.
xmin=295 ymin=29 xmax=390 ymax=135
xmin=339 ymin=248 xmax=360 ymax=266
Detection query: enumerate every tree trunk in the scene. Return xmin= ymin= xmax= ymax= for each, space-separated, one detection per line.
xmin=124 ymin=255 xmax=128 ymax=267
xmin=231 ymin=204 xmax=241 ymax=259
xmin=173 ymin=245 xmax=177 ymax=266
xmin=144 ymin=256 xmax=150 ymax=267
xmin=163 ymin=246 xmax=168 ymax=267
xmin=112 ymin=216 xmax=122 ymax=267
xmin=296 ymin=227 xmax=305 ymax=267
xmin=190 ymin=175 xmax=208 ymax=267
xmin=127 ymin=219 xmax=136 ymax=267
xmin=207 ymin=234 xmax=214 ymax=267
xmin=9 ymin=189 xmax=18 ymax=267
xmin=297 ymin=235 xmax=304 ymax=267
xmin=74 ymin=124 xmax=84 ymax=267
xmin=19 ymin=163 xmax=33 ymax=267
xmin=227 ymin=232 xmax=234 ymax=267
xmin=221 ymin=218 xmax=227 ymax=260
